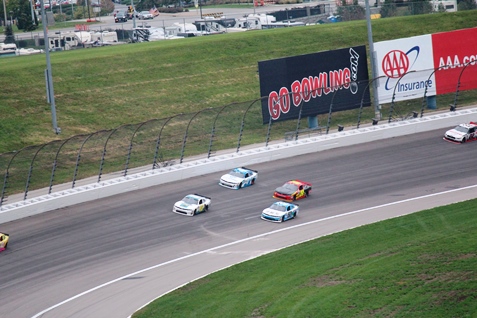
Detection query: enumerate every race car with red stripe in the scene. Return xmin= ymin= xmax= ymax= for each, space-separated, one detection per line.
xmin=273 ymin=180 xmax=312 ymax=202
xmin=443 ymin=122 xmax=477 ymax=143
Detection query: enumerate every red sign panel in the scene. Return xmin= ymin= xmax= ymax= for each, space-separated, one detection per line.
xmin=432 ymin=28 xmax=477 ymax=94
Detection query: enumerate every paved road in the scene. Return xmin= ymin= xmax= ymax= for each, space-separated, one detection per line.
xmin=1 ymin=128 xmax=476 ymax=317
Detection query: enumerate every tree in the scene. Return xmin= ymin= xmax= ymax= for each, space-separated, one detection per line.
xmin=408 ymin=0 xmax=433 ymax=15
xmin=458 ymin=0 xmax=477 ymax=10
xmin=16 ymin=0 xmax=37 ymax=31
xmin=380 ymin=0 xmax=398 ymax=17
xmin=337 ymin=0 xmax=365 ymax=21
xmin=3 ymin=24 xmax=15 ymax=44
xmin=137 ymin=0 xmax=157 ymax=11
xmin=437 ymin=2 xmax=446 ymax=12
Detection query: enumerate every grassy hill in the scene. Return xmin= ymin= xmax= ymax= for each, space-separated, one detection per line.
xmin=1 ymin=10 xmax=477 ymax=153
xmin=133 ymin=199 xmax=477 ymax=318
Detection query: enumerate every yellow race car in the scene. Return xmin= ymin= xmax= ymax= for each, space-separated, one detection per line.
xmin=0 ymin=232 xmax=9 ymax=252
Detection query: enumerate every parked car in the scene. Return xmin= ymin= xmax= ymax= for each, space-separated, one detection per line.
xmin=138 ymin=10 xmax=154 ymax=20
xmin=127 ymin=10 xmax=139 ymax=19
xmin=115 ymin=11 xmax=128 ymax=23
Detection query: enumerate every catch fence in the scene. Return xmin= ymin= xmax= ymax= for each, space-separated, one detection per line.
xmin=1 ymin=68 xmax=476 ymax=205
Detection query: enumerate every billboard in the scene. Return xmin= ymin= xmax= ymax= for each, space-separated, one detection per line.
xmin=432 ymin=28 xmax=477 ymax=95
xmin=258 ymin=46 xmax=370 ymax=124
xmin=375 ymin=28 xmax=477 ymax=104
xmin=374 ymin=35 xmax=434 ymax=104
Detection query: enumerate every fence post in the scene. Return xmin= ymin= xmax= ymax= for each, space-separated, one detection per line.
xmin=452 ymin=60 xmax=475 ymax=112
xmin=24 ymin=142 xmax=58 ymax=200
xmin=180 ymin=108 xmax=212 ymax=164
xmin=237 ymin=100 xmax=259 ymax=153
xmin=208 ymin=105 xmax=228 ymax=159
xmin=152 ymin=114 xmax=182 ymax=169
xmin=49 ymin=135 xmax=82 ymax=194
xmin=293 ymin=98 xmax=304 ymax=141
xmin=124 ymin=119 xmax=156 ymax=176
xmin=388 ymin=70 xmax=415 ymax=123
xmin=326 ymin=82 xmax=347 ymax=134
xmin=265 ymin=115 xmax=273 ymax=147
xmin=98 ymin=128 xmax=119 ymax=183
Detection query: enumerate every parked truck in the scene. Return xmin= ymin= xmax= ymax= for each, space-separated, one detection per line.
xmin=48 ymin=30 xmax=119 ymax=51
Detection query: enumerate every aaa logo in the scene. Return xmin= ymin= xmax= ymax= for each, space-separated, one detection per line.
xmin=382 ymin=50 xmax=409 ymax=79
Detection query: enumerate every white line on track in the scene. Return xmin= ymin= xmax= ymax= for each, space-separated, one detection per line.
xmin=31 ymin=184 xmax=477 ymax=318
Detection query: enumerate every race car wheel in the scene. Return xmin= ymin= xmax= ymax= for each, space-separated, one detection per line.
xmin=193 ymin=209 xmax=197 ymax=215
xmin=293 ymin=212 xmax=297 ymax=219
xmin=205 ymin=205 xmax=208 ymax=212
xmin=251 ymin=179 xmax=255 ymax=185
xmin=239 ymin=182 xmax=243 ymax=188
xmin=281 ymin=216 xmax=285 ymax=222
xmin=293 ymin=194 xmax=297 ymax=201
xmin=461 ymin=137 xmax=467 ymax=143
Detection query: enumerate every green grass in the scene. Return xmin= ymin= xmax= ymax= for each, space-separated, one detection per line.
xmin=133 ymin=199 xmax=477 ymax=318
xmin=1 ymin=10 xmax=477 ymax=197
xmin=2 ymin=10 xmax=477 ymax=153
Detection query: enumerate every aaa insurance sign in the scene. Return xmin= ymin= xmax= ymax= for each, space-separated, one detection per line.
xmin=375 ymin=28 xmax=477 ymax=104
xmin=374 ymin=34 xmax=434 ymax=104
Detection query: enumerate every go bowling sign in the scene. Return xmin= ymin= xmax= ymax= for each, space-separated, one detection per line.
xmin=258 ymin=46 xmax=370 ymax=124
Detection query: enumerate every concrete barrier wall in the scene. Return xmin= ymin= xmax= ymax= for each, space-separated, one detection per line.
xmin=1 ymin=108 xmax=476 ymax=224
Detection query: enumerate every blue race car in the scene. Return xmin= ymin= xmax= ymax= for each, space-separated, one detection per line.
xmin=261 ymin=201 xmax=299 ymax=223
xmin=219 ymin=167 xmax=258 ymax=189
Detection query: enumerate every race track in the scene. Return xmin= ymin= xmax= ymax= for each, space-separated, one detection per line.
xmin=1 ymin=128 xmax=476 ymax=318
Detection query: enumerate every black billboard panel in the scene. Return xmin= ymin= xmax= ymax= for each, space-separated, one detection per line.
xmin=258 ymin=46 xmax=371 ymax=124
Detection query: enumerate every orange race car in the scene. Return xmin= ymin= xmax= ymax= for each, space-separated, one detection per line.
xmin=0 ymin=232 xmax=9 ymax=252
xmin=273 ymin=180 xmax=312 ymax=202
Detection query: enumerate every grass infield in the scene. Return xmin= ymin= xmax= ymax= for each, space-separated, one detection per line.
xmin=133 ymin=199 xmax=477 ymax=318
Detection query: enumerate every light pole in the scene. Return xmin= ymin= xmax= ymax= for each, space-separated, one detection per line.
xmin=199 ymin=0 xmax=202 ymax=19
xmin=39 ymin=0 xmax=61 ymax=134
xmin=30 ymin=0 xmax=35 ymax=24
xmin=2 ymin=0 xmax=7 ymax=27
xmin=130 ymin=0 xmax=136 ymax=28
xmin=365 ymin=0 xmax=381 ymax=120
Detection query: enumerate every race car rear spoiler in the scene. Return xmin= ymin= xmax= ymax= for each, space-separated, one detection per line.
xmin=295 ymin=180 xmax=312 ymax=186
xmin=193 ymin=194 xmax=211 ymax=200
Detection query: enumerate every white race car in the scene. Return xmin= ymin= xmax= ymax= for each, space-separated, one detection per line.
xmin=261 ymin=201 xmax=299 ymax=223
xmin=444 ymin=122 xmax=477 ymax=143
xmin=172 ymin=194 xmax=211 ymax=216
xmin=219 ymin=167 xmax=258 ymax=189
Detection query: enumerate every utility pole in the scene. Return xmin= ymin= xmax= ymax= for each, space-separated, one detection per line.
xmin=30 ymin=0 xmax=35 ymax=24
xmin=2 ymin=0 xmax=7 ymax=27
xmin=131 ymin=0 xmax=136 ymax=28
xmin=39 ymin=0 xmax=61 ymax=134
xmin=199 ymin=0 xmax=202 ymax=19
xmin=365 ymin=0 xmax=381 ymax=120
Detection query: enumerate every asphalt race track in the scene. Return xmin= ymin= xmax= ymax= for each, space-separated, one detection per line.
xmin=1 ymin=128 xmax=477 ymax=318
